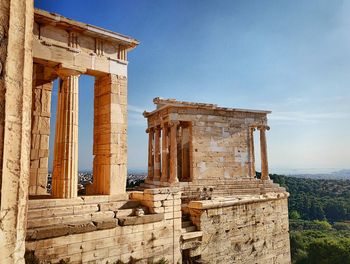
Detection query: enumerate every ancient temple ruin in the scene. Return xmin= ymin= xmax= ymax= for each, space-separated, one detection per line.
xmin=0 ymin=3 xmax=291 ymax=263
xmin=143 ymin=98 xmax=272 ymax=189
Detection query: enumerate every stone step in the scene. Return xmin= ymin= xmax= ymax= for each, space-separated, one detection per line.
xmin=118 ymin=200 xmax=140 ymax=209
xmin=189 ymin=246 xmax=202 ymax=257
xmin=181 ymin=231 xmax=203 ymax=241
xmin=181 ymin=240 xmax=202 ymax=250
xmin=115 ymin=208 xmax=133 ymax=218
xmin=182 ymin=225 xmax=196 ymax=233
xmin=182 ymin=221 xmax=192 ymax=228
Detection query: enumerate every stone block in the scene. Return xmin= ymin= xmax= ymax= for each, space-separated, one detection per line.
xmin=93 ymin=219 xmax=118 ymax=230
xmin=118 ymin=213 xmax=164 ymax=226
xmin=68 ymin=221 xmax=97 ymax=234
xmin=26 ymin=224 xmax=69 ymax=241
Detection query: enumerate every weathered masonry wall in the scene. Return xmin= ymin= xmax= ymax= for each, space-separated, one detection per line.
xmin=181 ymin=110 xmax=267 ymax=182
xmin=0 ymin=0 xmax=34 ymax=262
xmin=30 ymin=64 xmax=53 ymax=195
xmin=26 ymin=188 xmax=182 ymax=263
xmin=188 ymin=194 xmax=291 ymax=264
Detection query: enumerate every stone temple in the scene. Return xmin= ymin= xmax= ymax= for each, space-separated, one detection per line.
xmin=0 ymin=2 xmax=291 ymax=264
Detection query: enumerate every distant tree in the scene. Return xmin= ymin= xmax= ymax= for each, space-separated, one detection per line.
xmin=306 ymin=238 xmax=350 ymax=264
xmin=312 ymin=220 xmax=332 ymax=230
xmin=333 ymin=222 xmax=350 ymax=231
xmin=324 ymin=201 xmax=346 ymax=222
xmin=290 ymin=210 xmax=301 ymax=220
xmin=309 ymin=202 xmax=325 ymax=220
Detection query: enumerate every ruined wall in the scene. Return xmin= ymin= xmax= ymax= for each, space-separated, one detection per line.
xmin=0 ymin=0 xmax=34 ymax=262
xmin=26 ymin=188 xmax=182 ymax=263
xmin=188 ymin=194 xmax=291 ymax=264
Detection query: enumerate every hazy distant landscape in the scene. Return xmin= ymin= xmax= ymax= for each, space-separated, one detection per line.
xmin=287 ymin=169 xmax=350 ymax=180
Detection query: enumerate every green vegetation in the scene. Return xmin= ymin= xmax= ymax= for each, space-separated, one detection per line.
xmin=270 ymin=174 xmax=350 ymax=264
xmin=271 ymin=174 xmax=350 ymax=222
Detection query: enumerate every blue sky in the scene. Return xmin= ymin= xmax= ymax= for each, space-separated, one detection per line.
xmin=35 ymin=0 xmax=350 ymax=173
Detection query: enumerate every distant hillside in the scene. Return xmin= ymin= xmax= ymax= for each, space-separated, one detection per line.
xmin=270 ymin=174 xmax=350 ymax=222
xmin=271 ymin=174 xmax=350 ymax=264
xmin=288 ymin=169 xmax=350 ymax=180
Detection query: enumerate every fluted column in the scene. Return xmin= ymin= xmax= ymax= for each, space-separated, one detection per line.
xmin=147 ymin=128 xmax=154 ymax=181
xmin=259 ymin=126 xmax=270 ymax=180
xmin=154 ymin=127 xmax=161 ymax=181
xmin=169 ymin=121 xmax=179 ymax=184
xmin=160 ymin=123 xmax=168 ymax=182
xmin=52 ymin=69 xmax=80 ymax=198
xmin=248 ymin=127 xmax=256 ymax=178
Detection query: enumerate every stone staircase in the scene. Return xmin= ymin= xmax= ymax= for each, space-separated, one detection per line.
xmin=181 ymin=215 xmax=202 ymax=260
xmin=180 ymin=179 xmax=286 ymax=203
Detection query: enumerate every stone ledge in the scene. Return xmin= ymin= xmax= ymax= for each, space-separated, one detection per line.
xmin=118 ymin=213 xmax=164 ymax=226
xmin=143 ymin=187 xmax=181 ymax=194
xmin=26 ymin=218 xmax=118 ymax=241
xmin=28 ymin=194 xmax=129 ymax=209
xmin=188 ymin=192 xmax=289 ymax=210
xmin=181 ymin=231 xmax=203 ymax=241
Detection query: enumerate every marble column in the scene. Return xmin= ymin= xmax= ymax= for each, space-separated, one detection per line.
xmin=169 ymin=121 xmax=179 ymax=184
xmin=154 ymin=127 xmax=161 ymax=181
xmin=259 ymin=126 xmax=270 ymax=180
xmin=160 ymin=123 xmax=168 ymax=182
xmin=52 ymin=69 xmax=80 ymax=198
xmin=248 ymin=127 xmax=256 ymax=178
xmin=147 ymin=128 xmax=154 ymax=181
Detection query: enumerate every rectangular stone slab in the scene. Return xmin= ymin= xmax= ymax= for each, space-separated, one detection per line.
xmin=117 ymin=213 xmax=164 ymax=226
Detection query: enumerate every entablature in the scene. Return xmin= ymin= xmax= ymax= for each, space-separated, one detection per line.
xmin=33 ymin=9 xmax=139 ymax=76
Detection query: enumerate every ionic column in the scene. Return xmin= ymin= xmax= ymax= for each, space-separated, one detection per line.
xmin=169 ymin=121 xmax=179 ymax=184
xmin=52 ymin=69 xmax=80 ymax=198
xmin=160 ymin=123 xmax=168 ymax=182
xmin=248 ymin=127 xmax=256 ymax=178
xmin=259 ymin=126 xmax=270 ymax=180
xmin=154 ymin=127 xmax=161 ymax=181
xmin=147 ymin=128 xmax=154 ymax=181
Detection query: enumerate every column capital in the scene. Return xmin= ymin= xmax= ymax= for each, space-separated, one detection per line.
xmin=257 ymin=125 xmax=270 ymax=131
xmin=169 ymin=120 xmax=180 ymax=127
xmin=146 ymin=127 xmax=154 ymax=133
xmin=54 ymin=64 xmax=86 ymax=78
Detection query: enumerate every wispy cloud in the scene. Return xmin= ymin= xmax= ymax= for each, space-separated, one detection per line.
xmin=128 ymin=105 xmax=145 ymax=114
xmin=270 ymin=111 xmax=350 ymax=124
xmin=128 ymin=105 xmax=146 ymax=126
xmin=258 ymin=96 xmax=350 ymax=109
